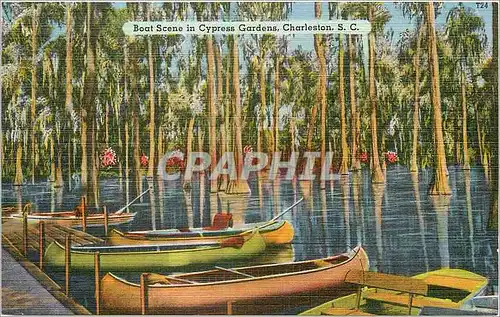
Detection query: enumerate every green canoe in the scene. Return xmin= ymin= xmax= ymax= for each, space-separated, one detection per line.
xmin=43 ymin=231 xmax=266 ymax=271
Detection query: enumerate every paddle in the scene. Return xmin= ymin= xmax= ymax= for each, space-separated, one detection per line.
xmin=269 ymin=197 xmax=304 ymax=223
xmin=247 ymin=197 xmax=304 ymax=232
xmin=115 ymin=187 xmax=152 ymax=214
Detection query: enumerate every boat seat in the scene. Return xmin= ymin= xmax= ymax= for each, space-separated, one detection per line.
xmin=321 ymin=307 xmax=374 ymax=316
xmin=421 ymin=275 xmax=483 ymax=292
xmin=363 ymin=292 xmax=459 ymax=309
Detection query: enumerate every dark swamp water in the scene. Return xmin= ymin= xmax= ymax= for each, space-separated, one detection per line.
xmin=2 ymin=165 xmax=498 ymax=314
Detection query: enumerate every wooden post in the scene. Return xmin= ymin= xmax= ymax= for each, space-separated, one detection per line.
xmin=81 ymin=197 xmax=87 ymax=233
xmin=94 ymin=252 xmax=101 ymax=315
xmin=103 ymin=206 xmax=108 ymax=236
xmin=227 ymin=301 xmax=233 ymax=315
xmin=22 ymin=209 xmax=28 ymax=256
xmin=355 ymin=285 xmax=362 ymax=310
xmin=140 ymin=273 xmax=149 ymax=315
xmin=65 ymin=234 xmax=71 ymax=296
xmin=407 ymin=293 xmax=414 ymax=315
xmin=39 ymin=221 xmax=45 ymax=270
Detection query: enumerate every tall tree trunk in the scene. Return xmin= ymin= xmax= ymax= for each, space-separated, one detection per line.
xmin=426 ymin=1 xmax=451 ymax=195
xmin=226 ymin=36 xmax=250 ymax=194
xmin=307 ymin=3 xmax=322 ymax=153
xmin=183 ymin=117 xmax=195 ymax=189
xmin=30 ymin=4 xmax=39 ymax=184
xmin=90 ymin=119 xmax=99 ymax=206
xmin=82 ymin=2 xmax=100 ymax=205
xmin=67 ymin=137 xmax=72 ymax=189
xmin=368 ymin=6 xmax=384 ymax=183
xmin=410 ymin=24 xmax=422 ymax=173
xmin=50 ymin=135 xmax=56 ymax=182
xmin=131 ymin=66 xmax=142 ymax=196
xmin=488 ymin=2 xmax=498 ymax=229
xmin=315 ymin=2 xmax=328 ymax=188
xmin=207 ymin=35 xmax=217 ymax=192
xmin=474 ymin=102 xmax=483 ymax=167
xmin=65 ymin=4 xmax=73 ymax=113
xmin=460 ymin=65 xmax=470 ymax=169
xmin=273 ymin=54 xmax=280 ymax=153
xmin=157 ymin=90 xmax=163 ymax=167
xmin=259 ymin=52 xmax=266 ymax=155
xmin=14 ymin=142 xmax=23 ymax=185
xmin=124 ymin=42 xmax=130 ymax=180
xmin=147 ymin=4 xmax=155 ymax=178
xmin=349 ymin=35 xmax=360 ymax=171
xmin=339 ymin=34 xmax=349 ymax=175
xmin=215 ymin=41 xmax=227 ymax=190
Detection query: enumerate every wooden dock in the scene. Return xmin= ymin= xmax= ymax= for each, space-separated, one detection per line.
xmin=2 ymin=217 xmax=104 ymax=253
xmin=2 ymin=217 xmax=97 ymax=315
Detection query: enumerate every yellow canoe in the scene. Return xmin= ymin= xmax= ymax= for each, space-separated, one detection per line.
xmin=107 ymin=219 xmax=294 ymax=246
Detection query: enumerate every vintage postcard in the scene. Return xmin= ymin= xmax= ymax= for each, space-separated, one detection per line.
xmin=1 ymin=1 xmax=498 ymax=315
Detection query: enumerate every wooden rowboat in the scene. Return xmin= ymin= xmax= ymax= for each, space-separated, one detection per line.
xmin=9 ymin=188 xmax=150 ymax=227
xmin=107 ymin=219 xmax=294 ymax=246
xmin=100 ymin=246 xmax=369 ymax=315
xmin=300 ymin=268 xmax=488 ymax=316
xmin=44 ymin=230 xmax=266 ymax=272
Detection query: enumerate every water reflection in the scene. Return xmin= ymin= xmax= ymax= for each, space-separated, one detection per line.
xmin=2 ymin=167 xmax=497 ymax=299
xmin=411 ymin=172 xmax=429 ymax=271
xmin=431 ymin=195 xmax=451 ymax=269
xmin=372 ymin=182 xmax=385 ymax=272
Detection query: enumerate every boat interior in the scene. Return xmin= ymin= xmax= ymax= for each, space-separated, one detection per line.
xmin=310 ymin=270 xmax=481 ymax=316
xmin=146 ymin=254 xmax=351 ymax=285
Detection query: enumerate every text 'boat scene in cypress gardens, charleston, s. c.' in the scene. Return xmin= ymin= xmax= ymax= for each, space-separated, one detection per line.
xmin=1 ymin=1 xmax=498 ymax=316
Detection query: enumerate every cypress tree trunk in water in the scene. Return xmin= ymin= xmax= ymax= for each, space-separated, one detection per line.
xmin=226 ymin=36 xmax=250 ymax=194
xmin=50 ymin=135 xmax=56 ymax=182
xmin=410 ymin=25 xmax=422 ymax=173
xmin=215 ymin=41 xmax=227 ymax=190
xmin=65 ymin=4 xmax=73 ymax=114
xmin=339 ymin=33 xmax=349 ymax=175
xmin=349 ymin=35 xmax=361 ymax=171
xmin=368 ymin=6 xmax=384 ymax=183
xmin=183 ymin=117 xmax=195 ymax=190
xmin=306 ymin=3 xmax=322 ymax=153
xmin=488 ymin=2 xmax=498 ymax=229
xmin=30 ymin=4 xmax=38 ymax=185
xmin=207 ymin=35 xmax=217 ymax=193
xmin=273 ymin=55 xmax=280 ymax=153
xmin=147 ymin=4 xmax=155 ymax=178
xmin=259 ymin=52 xmax=267 ymax=155
xmin=14 ymin=143 xmax=23 ymax=185
xmin=460 ymin=64 xmax=470 ymax=170
xmin=426 ymin=2 xmax=451 ymax=195
xmin=81 ymin=2 xmax=100 ymax=204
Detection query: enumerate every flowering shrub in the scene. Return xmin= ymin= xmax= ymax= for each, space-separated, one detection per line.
xmin=140 ymin=154 xmax=149 ymax=168
xmin=359 ymin=152 xmax=369 ymax=163
xmin=100 ymin=147 xmax=117 ymax=168
xmin=385 ymin=151 xmax=398 ymax=164
xmin=166 ymin=150 xmax=185 ymax=170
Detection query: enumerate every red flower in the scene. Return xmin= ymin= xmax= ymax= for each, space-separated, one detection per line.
xmin=359 ymin=152 xmax=369 ymax=163
xmin=140 ymin=154 xmax=149 ymax=167
xmin=100 ymin=147 xmax=117 ymax=168
xmin=167 ymin=156 xmax=185 ymax=169
xmin=385 ymin=151 xmax=398 ymax=164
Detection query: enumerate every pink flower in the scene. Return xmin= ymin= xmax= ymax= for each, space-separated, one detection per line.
xmin=100 ymin=147 xmax=117 ymax=168
xmin=140 ymin=154 xmax=149 ymax=167
xmin=385 ymin=151 xmax=398 ymax=163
